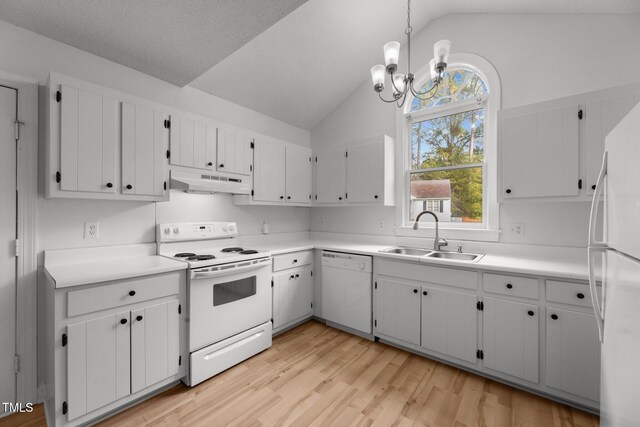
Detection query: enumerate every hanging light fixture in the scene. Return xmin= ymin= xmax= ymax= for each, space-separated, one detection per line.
xmin=371 ymin=0 xmax=452 ymax=108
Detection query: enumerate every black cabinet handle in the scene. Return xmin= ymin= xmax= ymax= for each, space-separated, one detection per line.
xmin=126 ymin=184 xmax=132 ymax=190
xmin=528 ymin=310 xmax=535 ymax=316
xmin=551 ymin=314 xmax=558 ymax=320
xmin=120 ymin=318 xmax=128 ymax=325
xmin=295 ymin=274 xmax=299 ymax=278
xmin=374 ymin=195 xmax=378 ymax=199
xmin=577 ymin=293 xmax=585 ymax=299
xmin=413 ymin=289 xmax=418 ymax=294
xmin=505 ymin=189 xmax=512 ymax=194
xmin=287 ymin=196 xmax=291 ymax=200
xmin=106 ymin=182 xmax=113 ymax=188
xmin=422 ymin=291 xmax=427 ymax=296
xmin=136 ymin=315 xmax=143 ymax=321
xmin=292 ymin=259 xmax=298 ymax=264
xmin=207 ymin=162 xmax=213 ymax=166
xmin=219 ymin=164 xmax=224 ymax=168
xmin=506 ymin=283 xmax=513 ymax=289
xmin=338 ymin=196 xmax=343 ymax=200
xmin=129 ymin=290 xmax=136 ymax=296
xmin=592 ymin=184 xmax=596 ymax=190
xmin=290 ymin=275 xmax=295 ymax=279
xmin=280 ymin=196 xmax=284 ymax=199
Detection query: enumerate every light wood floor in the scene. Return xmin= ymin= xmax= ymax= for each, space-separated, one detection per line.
xmin=1 ymin=320 xmax=599 ymax=426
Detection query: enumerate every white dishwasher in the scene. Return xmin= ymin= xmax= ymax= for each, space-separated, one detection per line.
xmin=321 ymin=251 xmax=373 ymax=334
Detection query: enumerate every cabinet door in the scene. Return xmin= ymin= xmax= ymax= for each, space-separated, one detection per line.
xmin=315 ymin=148 xmax=346 ymax=204
xmin=169 ymin=115 xmax=215 ymax=170
xmin=347 ymin=140 xmax=383 ymax=203
xmin=546 ymin=308 xmax=600 ymax=401
xmin=293 ymin=267 xmax=313 ymax=321
xmin=273 ymin=272 xmax=294 ymax=329
xmin=217 ymin=127 xmax=251 ymax=175
xmin=131 ymin=300 xmax=180 ymax=393
xmin=585 ymin=94 xmax=638 ymax=195
xmin=285 ymin=144 xmax=312 ymax=204
xmin=66 ymin=312 xmax=130 ymax=420
xmin=501 ymin=104 xmax=579 ymax=198
xmin=253 ymin=137 xmax=286 ymax=202
xmin=375 ymin=277 xmax=420 ymax=346
xmin=421 ymin=287 xmax=477 ymax=364
xmin=59 ymin=85 xmax=118 ymax=193
xmin=483 ymin=297 xmax=538 ymax=382
xmin=122 ymin=103 xmax=168 ymax=197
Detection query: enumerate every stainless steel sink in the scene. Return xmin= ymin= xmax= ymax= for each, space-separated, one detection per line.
xmin=425 ymin=251 xmax=484 ymax=262
xmin=379 ymin=247 xmax=432 ymax=256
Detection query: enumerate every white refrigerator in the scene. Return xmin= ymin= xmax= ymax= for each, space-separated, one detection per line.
xmin=588 ymin=102 xmax=640 ymax=426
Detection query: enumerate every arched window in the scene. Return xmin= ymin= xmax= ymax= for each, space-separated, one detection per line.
xmin=403 ymin=55 xmax=499 ymax=236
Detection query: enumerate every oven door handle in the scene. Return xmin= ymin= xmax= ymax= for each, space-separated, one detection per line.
xmin=191 ymin=259 xmax=269 ymax=280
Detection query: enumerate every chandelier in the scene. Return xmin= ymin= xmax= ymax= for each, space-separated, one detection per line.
xmin=370 ymin=0 xmax=452 ymax=108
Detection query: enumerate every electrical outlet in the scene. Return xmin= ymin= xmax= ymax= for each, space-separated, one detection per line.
xmin=508 ymin=222 xmax=525 ymax=238
xmin=377 ymin=220 xmax=385 ymax=229
xmin=84 ymin=222 xmax=99 ymax=239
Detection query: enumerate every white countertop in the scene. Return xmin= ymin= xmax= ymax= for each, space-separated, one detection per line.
xmin=44 ymin=244 xmax=187 ymax=289
xmin=252 ymin=239 xmax=592 ymax=282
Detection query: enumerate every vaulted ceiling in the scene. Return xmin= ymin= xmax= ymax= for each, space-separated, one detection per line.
xmin=1 ymin=0 xmax=639 ymax=129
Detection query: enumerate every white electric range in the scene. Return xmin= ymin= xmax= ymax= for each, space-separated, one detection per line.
xmin=157 ymin=222 xmax=272 ymax=386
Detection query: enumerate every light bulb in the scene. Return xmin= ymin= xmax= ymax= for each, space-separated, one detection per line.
xmin=371 ymin=64 xmax=386 ymax=92
xmin=433 ymin=39 xmax=451 ymax=65
xmin=393 ymin=74 xmax=406 ymax=93
xmin=429 ymin=59 xmax=437 ymax=80
xmin=383 ymin=41 xmax=400 ymax=68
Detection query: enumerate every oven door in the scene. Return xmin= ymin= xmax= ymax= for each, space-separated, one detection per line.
xmin=189 ymin=258 xmax=271 ymax=351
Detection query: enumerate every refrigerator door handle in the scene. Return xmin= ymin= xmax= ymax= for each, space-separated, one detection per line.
xmin=588 ymin=246 xmax=605 ymax=343
xmin=588 ymin=151 xmax=608 ymax=248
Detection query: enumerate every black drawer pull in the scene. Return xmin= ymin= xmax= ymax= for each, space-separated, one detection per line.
xmin=136 ymin=315 xmax=143 ymax=321
xmin=106 ymin=182 xmax=113 ymax=188
xmin=295 ymin=274 xmax=299 ymax=278
xmin=287 ymin=196 xmax=291 ymax=200
xmin=126 ymin=184 xmax=133 ymax=190
xmin=413 ymin=289 xmax=418 ymax=294
xmin=592 ymin=184 xmax=596 ymax=190
xmin=374 ymin=195 xmax=378 ymax=199
xmin=207 ymin=162 xmax=213 ymax=166
xmin=120 ymin=318 xmax=128 ymax=325
xmin=505 ymin=189 xmax=512 ymax=194
xmin=528 ymin=310 xmax=535 ymax=316
xmin=219 ymin=163 xmax=224 ymax=168
xmin=280 ymin=196 xmax=284 ymax=199
xmin=423 ymin=291 xmax=427 ymax=296
xmin=506 ymin=283 xmax=513 ymax=289
xmin=292 ymin=259 xmax=298 ymax=264
xmin=129 ymin=290 xmax=136 ymax=296
xmin=551 ymin=314 xmax=558 ymax=320
xmin=338 ymin=196 xmax=342 ymax=200
xmin=576 ymin=293 xmax=585 ymax=299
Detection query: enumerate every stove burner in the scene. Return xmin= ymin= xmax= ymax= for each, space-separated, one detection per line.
xmin=175 ymin=252 xmax=196 ymax=258
xmin=239 ymin=249 xmax=259 ymax=255
xmin=186 ymin=255 xmax=216 ymax=261
xmin=221 ymin=247 xmax=244 ymax=253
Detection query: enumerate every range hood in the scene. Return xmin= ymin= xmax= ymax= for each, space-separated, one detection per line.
xmin=170 ymin=171 xmax=251 ymax=195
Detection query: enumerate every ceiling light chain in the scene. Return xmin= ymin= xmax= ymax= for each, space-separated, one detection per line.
xmin=371 ymin=0 xmax=452 ymax=108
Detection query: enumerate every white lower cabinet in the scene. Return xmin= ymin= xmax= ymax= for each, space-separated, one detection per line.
xmin=546 ymin=308 xmax=600 ymax=401
xmin=273 ymin=265 xmax=313 ymax=331
xmin=482 ymin=297 xmax=539 ymax=383
xmin=375 ymin=277 xmax=421 ymax=346
xmin=421 ymin=287 xmax=477 ymax=364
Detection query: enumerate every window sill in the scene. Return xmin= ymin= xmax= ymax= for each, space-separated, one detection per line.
xmin=395 ymin=226 xmax=501 ymax=242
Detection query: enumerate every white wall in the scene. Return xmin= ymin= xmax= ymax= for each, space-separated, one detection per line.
xmin=310 ymin=13 xmax=640 ymax=247
xmin=0 ymin=19 xmax=311 ymax=253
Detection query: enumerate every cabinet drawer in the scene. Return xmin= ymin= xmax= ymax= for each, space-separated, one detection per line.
xmin=375 ymin=259 xmax=477 ymax=290
xmin=483 ymin=273 xmax=539 ymax=299
xmin=67 ymin=272 xmax=180 ymax=317
xmin=546 ymin=280 xmax=594 ymax=308
xmin=273 ymin=251 xmax=312 ymax=272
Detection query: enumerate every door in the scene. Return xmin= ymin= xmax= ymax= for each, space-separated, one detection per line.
xmin=375 ymin=277 xmax=420 ymax=346
xmin=253 ymin=137 xmax=285 ymax=202
xmin=273 ymin=271 xmax=294 ymax=329
xmin=585 ymin=94 xmax=638 ymax=195
xmin=347 ymin=140 xmax=383 ymax=203
xmin=421 ymin=287 xmax=477 ymax=363
xmin=501 ymin=104 xmax=579 ymax=198
xmin=122 ymin=103 xmax=168 ymax=197
xmin=0 ymin=86 xmax=16 ymax=415
xmin=292 ymin=267 xmax=313 ymax=320
xmin=131 ymin=300 xmax=180 ymax=393
xmin=66 ymin=312 xmax=131 ymax=420
xmin=59 ymin=85 xmax=118 ymax=193
xmin=482 ymin=297 xmax=538 ymax=382
xmin=285 ymin=144 xmax=312 ymax=204
xmin=315 ymin=148 xmax=346 ymax=204
xmin=217 ymin=127 xmax=251 ymax=175
xmin=546 ymin=308 xmax=600 ymax=401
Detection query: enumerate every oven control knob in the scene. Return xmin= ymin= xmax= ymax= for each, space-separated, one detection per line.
xmin=228 ymin=223 xmax=236 ymax=232
xmin=173 ymin=227 xmax=180 ymax=234
xmin=358 ymin=262 xmax=366 ymax=270
xmin=222 ymin=224 xmax=229 ymax=232
xmin=164 ymin=227 xmax=171 ymax=234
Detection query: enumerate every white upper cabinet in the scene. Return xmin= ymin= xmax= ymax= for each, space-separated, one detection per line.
xmin=169 ymin=113 xmax=216 ymax=171
xmin=500 ymin=101 xmax=580 ymax=199
xmin=47 ymin=72 xmax=169 ymax=201
xmin=285 ymin=143 xmax=312 ymax=204
xmin=253 ymin=136 xmax=286 ymax=202
xmin=315 ymin=135 xmax=394 ymax=206
xmin=217 ymin=127 xmax=252 ymax=176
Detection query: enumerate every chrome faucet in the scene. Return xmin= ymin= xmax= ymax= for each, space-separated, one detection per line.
xmin=412 ymin=210 xmax=448 ymax=251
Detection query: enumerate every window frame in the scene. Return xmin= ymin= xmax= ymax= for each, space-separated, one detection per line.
xmin=395 ymin=54 xmax=501 ymax=241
